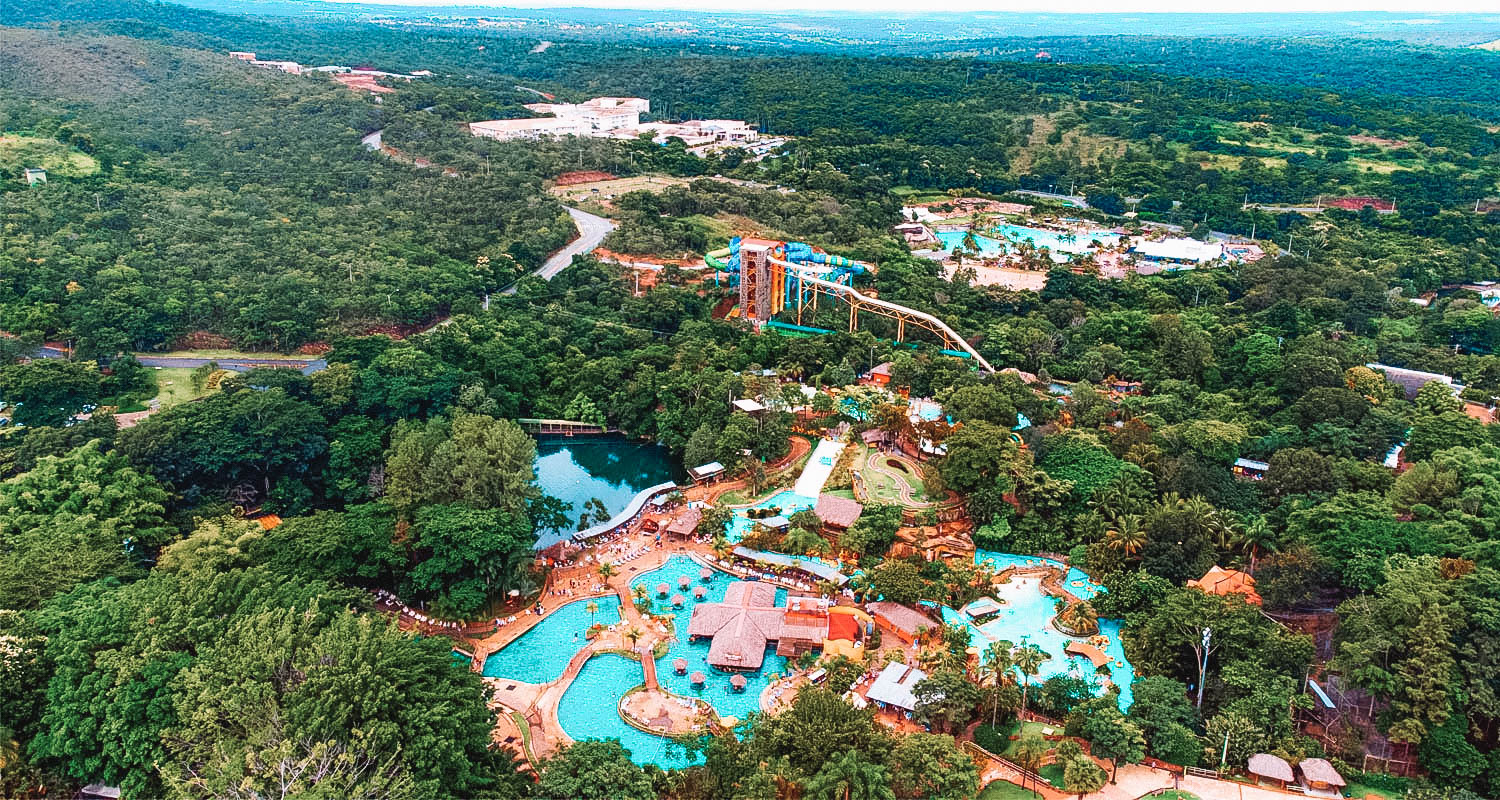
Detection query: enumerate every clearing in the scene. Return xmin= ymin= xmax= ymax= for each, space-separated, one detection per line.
xmin=0 ymin=134 xmax=100 ymax=181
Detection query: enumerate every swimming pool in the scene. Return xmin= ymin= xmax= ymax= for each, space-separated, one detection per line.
xmin=975 ymin=550 xmax=1101 ymax=601
xmin=631 ymin=556 xmax=789 ymax=720
xmin=960 ymin=552 xmax=1133 ymax=708
xmin=724 ymin=489 xmax=817 ymax=543
xmin=910 ymin=399 xmax=945 ymax=423
xmin=557 ymin=653 xmax=700 ymax=770
xmin=481 ymin=597 xmax=622 ymax=683
xmin=937 ymin=225 xmax=1120 ymax=262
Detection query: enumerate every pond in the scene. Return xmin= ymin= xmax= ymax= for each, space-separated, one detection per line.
xmin=534 ymin=434 xmax=684 ymax=548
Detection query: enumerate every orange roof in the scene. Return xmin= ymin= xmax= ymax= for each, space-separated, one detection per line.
xmin=1462 ymin=401 xmax=1496 ymax=424
xmin=827 ymin=612 xmax=860 ymax=642
xmin=254 ymin=514 xmax=283 ymax=531
xmin=1188 ymin=566 xmax=1262 ymax=605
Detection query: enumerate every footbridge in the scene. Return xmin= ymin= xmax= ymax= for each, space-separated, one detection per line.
xmin=708 ymin=239 xmax=994 ymax=373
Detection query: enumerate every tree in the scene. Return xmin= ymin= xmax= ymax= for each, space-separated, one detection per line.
xmin=1013 ymin=641 xmax=1046 ymax=719
xmin=0 ymin=440 xmax=172 ymax=608
xmin=804 ymin=750 xmax=894 ymax=800
xmin=1127 ymin=676 xmax=1199 ymax=758
xmin=1413 ymin=381 xmax=1463 ymax=417
xmin=537 ymin=739 xmax=653 ymax=800
xmin=625 ymin=625 xmax=644 ymax=652
xmin=406 ymin=504 xmax=538 ymax=617
xmin=748 ymin=687 xmax=888 ymax=777
xmin=841 ymin=504 xmax=902 ymax=558
xmin=250 ymin=503 xmax=404 ymax=586
xmin=1013 ymin=732 xmax=1048 ymax=797
xmin=1104 ymin=515 xmax=1147 ymax=561
xmin=0 ymin=359 xmax=101 ymax=427
xmin=1079 ymin=699 xmax=1146 ymax=782
xmin=887 ymin=733 xmax=979 ymax=800
xmin=1062 ymin=753 xmax=1106 ymax=799
xmin=586 ymin=600 xmax=600 ymax=624
xmin=117 ymin=386 xmax=326 ymax=500
xmin=597 ymin=562 xmax=617 ymax=581
xmin=867 ymin=560 xmax=928 ymax=605
xmin=385 ymin=414 xmax=540 ymax=518
xmin=982 ymin=640 xmax=1016 ymax=726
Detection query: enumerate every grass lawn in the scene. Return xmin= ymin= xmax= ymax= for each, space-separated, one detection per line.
xmin=149 ymin=367 xmax=213 ymax=409
xmin=146 ymin=348 xmax=314 ymax=360
xmin=0 ymin=134 xmax=100 ymax=180
xmin=1344 ymin=782 xmax=1402 ymax=800
xmin=978 ymin=780 xmax=1041 ymax=800
xmin=1151 ymin=792 xmax=1203 ymax=800
xmin=1038 ymin=763 xmax=1065 ymax=788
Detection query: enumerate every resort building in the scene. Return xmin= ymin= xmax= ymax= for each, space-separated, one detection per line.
xmin=865 ymin=361 xmax=894 ymax=387
xmin=1247 ymin=753 xmax=1295 ymax=789
xmin=687 ymin=461 xmax=726 ymax=483
xmin=890 ymin=524 xmax=974 ymax=565
xmin=663 ymin=507 xmax=702 ymax=538
xmin=23 ymin=167 xmax=46 ymax=186
xmin=523 ymin=97 xmax=650 ymax=131
xmin=685 ymin=580 xmax=832 ymax=670
xmin=1188 ymin=565 xmax=1263 ymax=606
xmin=813 ymin=493 xmax=864 ymax=535
xmin=865 ymin=661 xmax=928 ymax=713
xmin=1130 ymin=238 xmax=1226 ymax=265
xmin=1232 ymin=457 xmax=1270 ymax=480
xmin=867 ymin=601 xmax=936 ymax=644
xmin=1366 ymin=363 xmax=1463 ymax=401
xmin=469 ymin=117 xmax=589 ymax=141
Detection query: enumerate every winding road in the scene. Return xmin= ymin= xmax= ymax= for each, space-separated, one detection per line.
xmin=501 ymin=206 xmax=617 ymax=295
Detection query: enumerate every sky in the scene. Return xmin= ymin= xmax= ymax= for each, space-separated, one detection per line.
xmin=303 ymin=0 xmax=1500 ymax=13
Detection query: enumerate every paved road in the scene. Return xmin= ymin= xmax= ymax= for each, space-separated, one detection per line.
xmin=501 ymin=206 xmax=617 ymax=295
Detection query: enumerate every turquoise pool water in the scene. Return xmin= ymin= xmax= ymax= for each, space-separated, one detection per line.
xmin=975 ymin=550 xmax=1101 ymax=601
xmin=960 ymin=551 xmax=1133 ymax=709
xmin=937 ymin=225 xmax=1120 ymax=262
xmin=557 ymin=653 xmax=700 ymax=770
xmin=481 ymin=597 xmax=622 ymax=683
xmin=631 ymin=556 xmax=789 ymax=720
xmin=724 ymin=489 xmax=816 ymax=543
xmin=534 ymin=434 xmax=684 ymax=547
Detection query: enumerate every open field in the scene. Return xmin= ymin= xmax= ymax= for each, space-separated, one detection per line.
xmin=149 ymin=367 xmax=214 ymax=409
xmin=0 ymin=134 xmax=99 ymax=181
xmin=548 ymin=174 xmax=690 ymax=203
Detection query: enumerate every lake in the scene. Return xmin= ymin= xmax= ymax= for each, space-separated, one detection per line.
xmin=534 ymin=434 xmax=684 ymax=548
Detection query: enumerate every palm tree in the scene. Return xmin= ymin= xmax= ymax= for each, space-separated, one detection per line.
xmin=1237 ymin=516 xmax=1279 ymax=574
xmin=711 ymin=535 xmax=733 ymax=562
xmin=1013 ymin=732 xmax=1049 ymax=799
xmin=1104 ymin=515 xmax=1147 ymax=561
xmin=1013 ymin=640 xmax=1046 ymax=721
xmin=586 ymin=600 xmax=599 ymax=624
xmin=631 ymin=583 xmax=648 ymax=600
xmin=597 ymin=562 xmax=616 ymax=581
xmin=981 ymin=640 xmax=1015 ymax=726
xmin=805 ymin=750 xmax=895 ymax=800
xmin=625 ymin=626 xmax=643 ymax=653
xmin=1057 ymin=602 xmax=1098 ymax=636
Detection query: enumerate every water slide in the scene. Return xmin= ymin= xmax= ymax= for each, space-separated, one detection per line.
xmin=792 ymin=439 xmax=847 ymax=498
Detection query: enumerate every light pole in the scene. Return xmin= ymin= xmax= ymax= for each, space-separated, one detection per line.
xmin=1197 ymin=627 xmax=1212 ymax=708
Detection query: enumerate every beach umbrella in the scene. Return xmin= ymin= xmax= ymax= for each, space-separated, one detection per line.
xmin=508 ymin=589 xmax=520 ymax=598
xmin=671 ymin=594 xmax=686 ymax=607
xmin=656 ymin=583 xmax=669 ymax=597
xmin=700 ymin=568 xmax=713 ymax=582
xmin=673 ymin=658 xmax=688 ymax=675
xmin=678 ymin=575 xmax=691 ymax=588
xmin=730 ymin=674 xmax=748 ymax=692
xmin=692 ymin=586 xmax=707 ymax=599
xmin=690 ymin=672 xmax=706 ymax=686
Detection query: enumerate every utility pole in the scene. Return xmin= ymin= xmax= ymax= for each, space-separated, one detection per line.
xmin=1197 ymin=627 xmax=1212 ymax=708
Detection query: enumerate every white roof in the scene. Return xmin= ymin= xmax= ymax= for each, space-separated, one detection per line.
xmin=689 ymin=461 xmax=725 ymax=478
xmin=733 ymin=398 xmax=767 ymax=413
xmin=866 ymin=661 xmax=927 ymax=711
xmin=470 ymin=118 xmax=580 ymax=134
xmin=1234 ymin=458 xmax=1270 ymax=471
xmin=1133 ymin=238 xmax=1224 ymax=263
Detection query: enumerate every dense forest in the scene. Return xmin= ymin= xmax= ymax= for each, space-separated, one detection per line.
xmin=4 ymin=1 xmax=1500 ymax=798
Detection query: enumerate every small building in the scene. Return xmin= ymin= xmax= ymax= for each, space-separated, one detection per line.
xmin=866 ymin=601 xmax=936 ymax=644
xmin=961 ymin=596 xmax=1003 ymax=620
xmin=732 ymin=546 xmax=848 ymax=585
xmin=891 ymin=525 xmax=974 ymax=565
xmin=866 ymin=661 xmax=927 ymax=712
xmin=688 ymin=461 xmax=726 ymax=483
xmin=23 ymin=167 xmax=46 ymax=186
xmin=1297 ymin=758 xmax=1346 ymax=795
xmin=1366 ymin=362 xmax=1462 ymax=401
xmin=1247 ymin=753 xmax=1294 ymax=788
xmin=732 ymin=398 xmax=767 ymax=414
xmin=1188 ymin=566 xmax=1263 ymax=606
xmin=1130 ymin=238 xmax=1225 ymax=265
xmin=664 ymin=507 xmax=702 ymax=538
xmin=865 ymin=361 xmax=894 ymax=387
xmin=228 ymin=51 xmax=257 ymax=60
xmin=686 ymin=581 xmax=785 ymax=671
xmin=814 ymin=493 xmax=864 ymax=533
xmin=1232 ymin=457 xmax=1269 ymax=480
xmin=758 ymin=514 xmax=791 ymax=532
xmin=469 ymin=117 xmax=588 ymax=141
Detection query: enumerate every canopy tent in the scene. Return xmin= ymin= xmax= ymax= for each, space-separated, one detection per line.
xmin=673 ymin=658 xmax=688 ymax=674
xmin=732 ymin=546 xmax=849 ymax=585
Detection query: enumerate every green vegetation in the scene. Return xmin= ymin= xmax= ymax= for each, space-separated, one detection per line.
xmin=978 ymin=780 xmax=1040 ymax=800
xmin=4 ymin=1 xmax=1500 ymax=798
xmin=0 ymin=133 xmax=98 ymax=180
